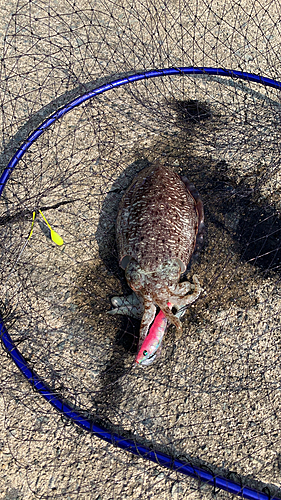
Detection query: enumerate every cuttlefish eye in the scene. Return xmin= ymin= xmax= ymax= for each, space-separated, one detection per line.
xmin=143 ymin=350 xmax=148 ymax=356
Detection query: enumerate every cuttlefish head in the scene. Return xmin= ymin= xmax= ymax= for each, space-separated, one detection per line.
xmin=124 ymin=258 xmax=183 ymax=334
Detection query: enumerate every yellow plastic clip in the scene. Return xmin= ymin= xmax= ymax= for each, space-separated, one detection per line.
xmin=28 ymin=211 xmax=36 ymax=240
xmin=39 ymin=210 xmax=64 ymax=246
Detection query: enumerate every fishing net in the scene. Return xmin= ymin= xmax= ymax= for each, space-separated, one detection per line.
xmin=1 ymin=0 xmax=281 ymax=498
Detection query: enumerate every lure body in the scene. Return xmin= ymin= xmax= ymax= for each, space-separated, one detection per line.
xmin=135 ymin=302 xmax=171 ymax=366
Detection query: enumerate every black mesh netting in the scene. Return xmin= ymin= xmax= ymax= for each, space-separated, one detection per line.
xmin=1 ymin=1 xmax=281 ymax=499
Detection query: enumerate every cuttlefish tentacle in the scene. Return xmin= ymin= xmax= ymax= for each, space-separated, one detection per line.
xmin=151 ymin=297 xmax=182 ymax=333
xmin=168 ymin=275 xmax=202 ymax=307
xmin=138 ymin=300 xmax=156 ymax=348
xmin=148 ymin=275 xmax=202 ymax=339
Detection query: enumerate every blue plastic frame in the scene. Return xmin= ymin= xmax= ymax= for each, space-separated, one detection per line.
xmin=1 ymin=67 xmax=281 ymax=499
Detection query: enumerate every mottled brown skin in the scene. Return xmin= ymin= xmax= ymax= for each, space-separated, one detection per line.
xmin=110 ymin=163 xmax=204 ymax=346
